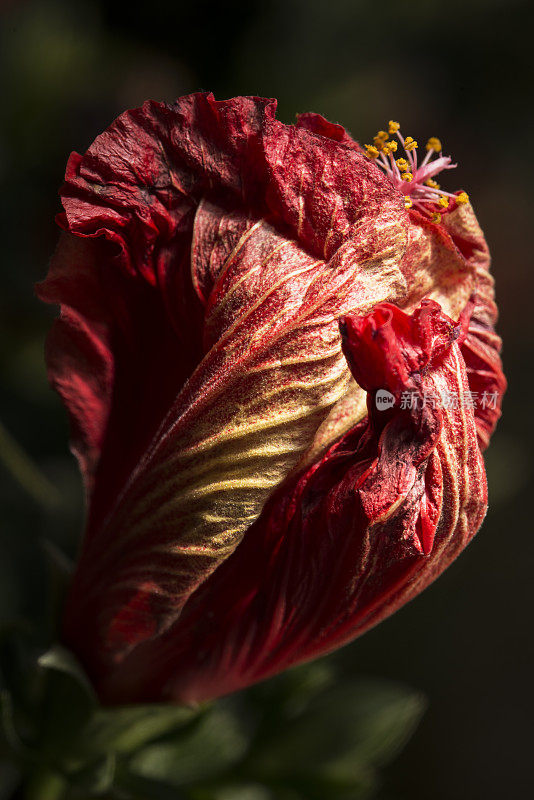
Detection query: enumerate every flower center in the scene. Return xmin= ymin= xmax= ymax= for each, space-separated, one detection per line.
xmin=364 ymin=121 xmax=469 ymax=223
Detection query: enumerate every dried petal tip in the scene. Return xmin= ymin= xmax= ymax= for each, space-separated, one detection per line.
xmin=365 ymin=121 xmax=466 ymax=221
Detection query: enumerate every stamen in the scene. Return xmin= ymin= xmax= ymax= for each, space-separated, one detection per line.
xmin=373 ymin=136 xmax=386 ymax=151
xmin=365 ymin=120 xmax=460 ymax=223
xmin=365 ymin=144 xmax=380 ymax=159
xmin=426 ymin=137 xmax=442 ymax=152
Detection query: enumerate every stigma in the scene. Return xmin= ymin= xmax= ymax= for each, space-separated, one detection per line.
xmin=364 ymin=121 xmax=469 ymax=221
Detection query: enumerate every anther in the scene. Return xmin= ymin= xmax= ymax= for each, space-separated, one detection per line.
xmin=365 ymin=144 xmax=380 ymax=159
xmin=426 ymin=137 xmax=442 ymax=152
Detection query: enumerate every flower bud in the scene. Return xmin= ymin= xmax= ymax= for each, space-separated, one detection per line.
xmin=38 ymin=95 xmax=505 ymax=704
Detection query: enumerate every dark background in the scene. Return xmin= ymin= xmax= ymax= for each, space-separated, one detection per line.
xmin=1 ymin=0 xmax=532 ymax=798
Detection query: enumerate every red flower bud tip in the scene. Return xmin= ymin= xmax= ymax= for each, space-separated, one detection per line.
xmin=365 ymin=121 xmax=469 ymax=219
xmin=37 ymin=94 xmax=505 ymax=705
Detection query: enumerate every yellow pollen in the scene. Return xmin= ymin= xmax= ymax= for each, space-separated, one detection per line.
xmin=365 ymin=144 xmax=380 ymax=159
xmin=426 ymin=137 xmax=442 ymax=152
xmin=368 ymin=121 xmax=460 ymax=213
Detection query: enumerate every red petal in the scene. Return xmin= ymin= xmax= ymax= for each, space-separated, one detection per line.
xmin=262 ymin=115 xmax=402 ymax=261
xmin=296 ymin=112 xmax=364 ymax=153
xmin=442 ymin=205 xmax=506 ymax=449
xmin=96 ymin=299 xmax=486 ymax=705
xmin=39 ymin=95 xmax=414 ymax=685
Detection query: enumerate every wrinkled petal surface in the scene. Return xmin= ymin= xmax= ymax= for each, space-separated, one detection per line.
xmin=99 ymin=299 xmax=487 ymax=704
xmin=37 ymin=94 xmax=504 ymax=704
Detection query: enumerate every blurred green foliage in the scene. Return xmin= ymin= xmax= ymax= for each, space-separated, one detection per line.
xmin=1 ymin=0 xmax=533 ymax=798
xmin=0 ymin=629 xmax=424 ymax=800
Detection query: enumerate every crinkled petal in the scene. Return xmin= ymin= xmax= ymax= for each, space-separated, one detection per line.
xmin=296 ymin=111 xmax=364 ymax=151
xmin=40 ymin=95 xmax=415 ymax=679
xmin=442 ymin=202 xmax=506 ymax=449
xmin=95 ymin=299 xmax=487 ymax=705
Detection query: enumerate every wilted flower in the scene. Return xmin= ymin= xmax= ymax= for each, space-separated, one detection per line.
xmin=38 ymin=94 xmax=505 ymax=705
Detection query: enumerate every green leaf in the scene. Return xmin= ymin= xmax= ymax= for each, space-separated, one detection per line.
xmin=113 ymin=769 xmax=189 ymax=800
xmin=36 ymin=646 xmax=97 ymax=759
xmin=244 ymin=677 xmax=425 ymax=794
xmin=0 ymin=689 xmax=27 ymax=758
xmin=23 ymin=766 xmax=68 ymax=800
xmin=247 ymin=662 xmax=336 ymax=720
xmin=33 ymin=645 xmax=205 ymax=791
xmin=68 ymin=753 xmax=116 ymax=795
xmin=80 ymin=704 xmax=200 ymax=758
xmin=0 ymin=629 xmax=46 ymax=760
xmin=0 ymin=420 xmax=61 ymax=510
xmin=197 ymin=784 xmax=275 ymax=800
xmin=37 ymin=645 xmax=95 ymax=702
xmin=127 ymin=701 xmax=250 ymax=787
